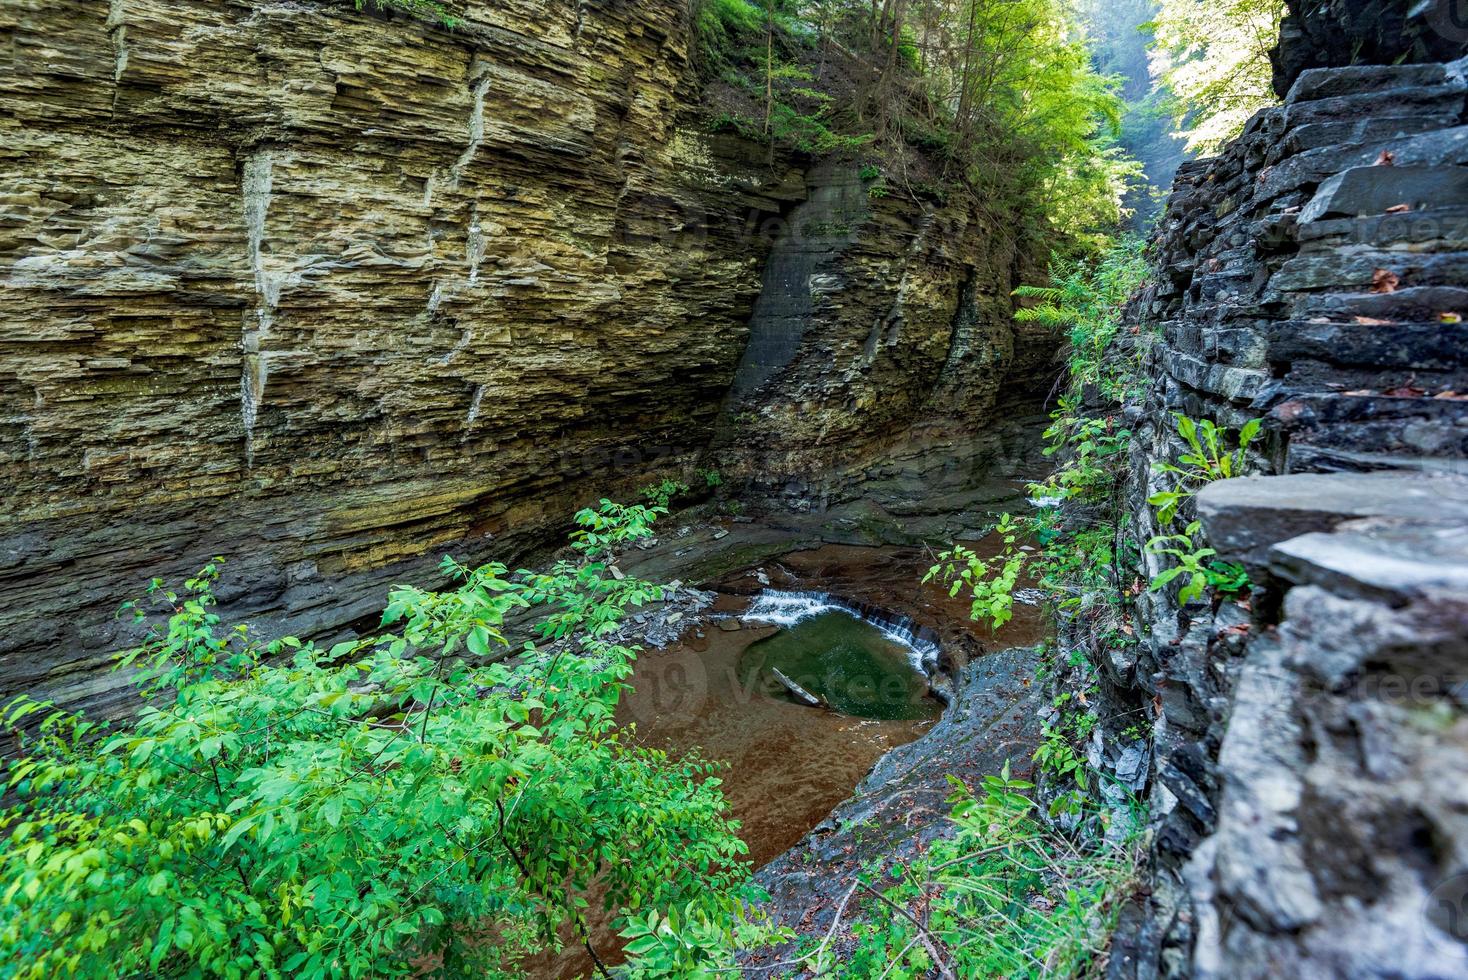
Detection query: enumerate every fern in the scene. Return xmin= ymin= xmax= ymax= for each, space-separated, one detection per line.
xmin=1012 ymin=284 xmax=1067 ymax=302
xmin=351 ymin=0 xmax=458 ymax=27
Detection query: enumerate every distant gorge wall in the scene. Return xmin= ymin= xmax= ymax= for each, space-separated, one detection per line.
xmin=0 ymin=1 xmax=1049 ymax=719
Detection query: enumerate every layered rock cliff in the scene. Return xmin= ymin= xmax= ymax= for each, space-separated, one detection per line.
xmin=1096 ymin=26 xmax=1468 ymax=980
xmin=0 ymin=1 xmax=1050 ymax=720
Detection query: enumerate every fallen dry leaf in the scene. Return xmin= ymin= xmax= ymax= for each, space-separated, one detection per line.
xmin=1220 ymin=624 xmax=1251 ymax=637
xmin=1375 ymin=150 xmax=1396 ymax=166
xmin=1433 ymin=391 xmax=1468 ymax=400
xmin=1343 ymin=389 xmax=1376 ymax=396
xmin=1353 ymin=316 xmax=1394 ymax=325
xmin=1385 ymin=203 xmax=1412 ymax=213
xmin=1383 ymin=383 xmax=1427 ymax=397
xmin=1371 ymin=268 xmax=1401 ymax=293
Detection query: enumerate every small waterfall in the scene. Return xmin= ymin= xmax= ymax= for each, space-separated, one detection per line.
xmin=742 ymin=589 xmax=942 ymax=674
xmin=464 ymin=384 xmax=484 ymax=430
xmin=465 ymin=204 xmax=485 ymax=284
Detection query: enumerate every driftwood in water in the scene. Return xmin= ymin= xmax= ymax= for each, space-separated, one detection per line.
xmin=770 ymin=667 xmax=825 ymax=708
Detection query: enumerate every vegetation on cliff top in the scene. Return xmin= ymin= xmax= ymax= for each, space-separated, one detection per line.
xmin=1148 ymin=0 xmax=1285 ymax=153
xmin=695 ymin=0 xmax=1142 ymax=253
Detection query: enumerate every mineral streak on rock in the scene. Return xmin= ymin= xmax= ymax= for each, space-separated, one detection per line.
xmin=0 ymin=0 xmax=1049 ymax=722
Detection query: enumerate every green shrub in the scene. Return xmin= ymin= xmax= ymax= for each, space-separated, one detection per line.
xmin=640 ymin=478 xmax=690 ymax=510
xmin=1147 ymin=414 xmax=1262 ymax=525
xmin=351 ymin=0 xmax=458 ymax=28
xmin=838 ymin=765 xmax=1141 ymax=978
xmin=0 ymin=502 xmax=777 ymax=979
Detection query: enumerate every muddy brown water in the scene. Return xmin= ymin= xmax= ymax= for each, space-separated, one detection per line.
xmin=528 ymin=540 xmax=1048 ymax=978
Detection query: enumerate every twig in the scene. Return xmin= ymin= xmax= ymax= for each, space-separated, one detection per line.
xmin=495 ymin=799 xmax=613 ymax=980
xmin=721 ymin=878 xmax=862 ymax=975
xmin=876 ymin=936 xmax=921 ymax=980
xmin=859 ymin=880 xmax=957 ymax=980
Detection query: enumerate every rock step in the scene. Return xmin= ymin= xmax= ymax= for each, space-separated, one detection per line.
xmin=1197 ymin=471 xmax=1468 ymax=567
xmin=1286 ymin=63 xmax=1460 ymax=104
xmin=1298 ymin=165 xmax=1468 ymax=224
xmin=1266 ymin=318 xmax=1468 ymax=370
xmin=1273 ymin=392 xmax=1468 ymax=465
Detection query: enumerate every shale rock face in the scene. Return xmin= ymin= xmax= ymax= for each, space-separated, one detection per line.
xmin=1100 ymin=47 xmax=1468 ymax=980
xmin=0 ymin=2 xmax=1046 ymax=720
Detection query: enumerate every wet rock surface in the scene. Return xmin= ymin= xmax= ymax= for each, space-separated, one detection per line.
xmin=744 ymin=644 xmax=1045 ymax=973
xmin=1099 ymin=37 xmax=1468 ymax=980
xmin=0 ymin=0 xmax=1055 ymax=724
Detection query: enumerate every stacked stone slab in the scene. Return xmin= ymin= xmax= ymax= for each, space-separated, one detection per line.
xmin=1103 ymin=43 xmax=1468 ymax=980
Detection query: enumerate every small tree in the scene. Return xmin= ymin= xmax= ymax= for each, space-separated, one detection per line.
xmin=1 ymin=502 xmax=772 ymax=978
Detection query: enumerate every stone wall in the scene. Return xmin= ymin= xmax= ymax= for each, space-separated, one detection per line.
xmin=0 ymin=1 xmax=1047 ymax=720
xmin=1100 ymin=47 xmax=1468 ymax=979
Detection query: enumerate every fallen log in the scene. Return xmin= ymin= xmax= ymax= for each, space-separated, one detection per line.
xmin=770 ymin=667 xmax=825 ymax=708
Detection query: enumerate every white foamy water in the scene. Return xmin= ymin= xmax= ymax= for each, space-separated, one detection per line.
xmin=740 ymin=589 xmax=942 ymax=675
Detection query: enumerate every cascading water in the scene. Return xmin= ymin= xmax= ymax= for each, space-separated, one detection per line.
xmin=741 ymin=589 xmax=942 ymax=675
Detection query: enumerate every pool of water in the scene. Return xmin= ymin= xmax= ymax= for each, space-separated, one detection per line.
xmin=738 ymin=610 xmax=939 ymax=720
xmin=531 ymin=538 xmax=1046 ymax=978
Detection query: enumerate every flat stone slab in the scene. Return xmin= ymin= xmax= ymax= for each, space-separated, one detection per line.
xmin=1271 ymin=519 xmax=1468 ymax=602
xmin=1197 ymin=472 xmax=1468 ymax=565
xmin=1299 ymin=165 xmax=1468 ymax=224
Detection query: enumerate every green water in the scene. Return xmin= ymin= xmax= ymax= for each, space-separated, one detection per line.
xmin=738 ymin=611 xmax=940 ymax=721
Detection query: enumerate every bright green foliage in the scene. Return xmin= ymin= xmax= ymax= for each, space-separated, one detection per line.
xmin=693 ymin=1 xmax=1142 ymax=253
xmin=1147 ymin=413 xmax=1263 ymax=525
xmin=569 ymin=498 xmax=666 ymax=560
xmin=1146 ymin=520 xmax=1217 ymax=604
xmin=1033 ymin=693 xmax=1100 ymax=803
xmin=1014 ymin=236 xmax=1151 ymax=399
xmin=839 ymin=765 xmax=1140 ymax=978
xmin=1205 ymin=559 xmax=1250 ymax=597
xmin=0 ymin=503 xmax=772 ymax=979
xmin=1041 ymin=406 xmax=1133 ymax=505
xmin=640 ymin=478 xmax=690 ymax=510
xmin=694 ymin=0 xmax=766 ymax=67
xmin=930 ymin=238 xmax=1154 ymax=624
xmin=1147 ymin=0 xmax=1285 ymax=152
xmin=925 ymin=514 xmax=1027 ymax=630
xmin=923 ymin=0 xmax=1143 ymax=250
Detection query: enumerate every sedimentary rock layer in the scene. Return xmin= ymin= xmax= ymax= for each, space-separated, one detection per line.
xmin=1100 ymin=51 xmax=1468 ymax=979
xmin=0 ymin=0 xmax=1045 ymax=719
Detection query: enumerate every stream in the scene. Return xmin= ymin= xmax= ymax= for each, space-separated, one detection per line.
xmin=533 ymin=537 xmax=1047 ymax=978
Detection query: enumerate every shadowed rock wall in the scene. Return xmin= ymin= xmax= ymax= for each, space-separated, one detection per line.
xmin=0 ymin=1 xmax=1049 ymax=720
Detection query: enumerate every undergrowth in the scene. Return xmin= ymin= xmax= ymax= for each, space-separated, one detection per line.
xmin=0 ymin=500 xmax=785 ymax=978
xmin=350 ymin=0 xmax=458 ymax=28
xmin=894 ymin=233 xmax=1270 ymax=976
xmin=833 ymin=767 xmax=1143 ymax=979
